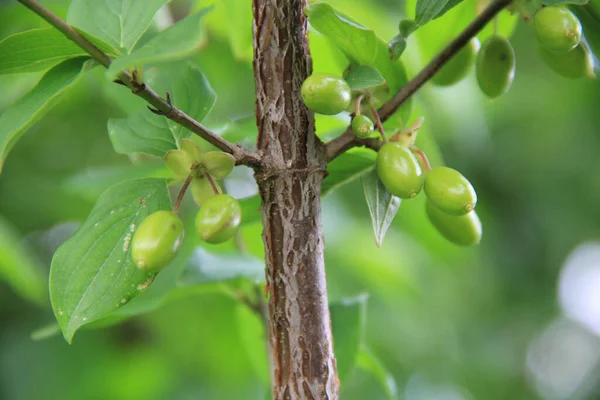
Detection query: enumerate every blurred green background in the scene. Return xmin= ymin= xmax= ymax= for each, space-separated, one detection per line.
xmin=2 ymin=0 xmax=600 ymax=399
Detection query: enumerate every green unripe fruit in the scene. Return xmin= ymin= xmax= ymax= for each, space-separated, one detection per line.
xmin=426 ymin=201 xmax=482 ymax=246
xmin=432 ymin=38 xmax=478 ymax=86
xmin=538 ymin=43 xmax=595 ymax=79
xmin=301 ymin=73 xmax=352 ymax=115
xmin=424 ymin=167 xmax=477 ymax=216
xmin=195 ymin=194 xmax=242 ymax=244
xmin=376 ymin=142 xmax=423 ymax=199
xmin=534 ymin=7 xmax=582 ymax=53
xmin=131 ymin=211 xmax=184 ymax=273
xmin=352 ymin=115 xmax=374 ymax=138
xmin=476 ymin=35 xmax=515 ymax=98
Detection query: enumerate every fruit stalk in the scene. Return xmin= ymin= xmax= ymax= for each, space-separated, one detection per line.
xmin=252 ymin=0 xmax=339 ymax=399
xmin=173 ymin=175 xmax=193 ymax=214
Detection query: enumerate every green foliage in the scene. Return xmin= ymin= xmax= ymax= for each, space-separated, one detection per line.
xmin=67 ymin=0 xmax=169 ymax=53
xmin=0 ymin=57 xmax=87 ymax=173
xmin=361 ymin=168 xmax=401 ymax=247
xmin=0 ymin=28 xmax=116 ymax=74
xmin=108 ymin=62 xmax=216 ymax=157
xmin=415 ymin=0 xmax=464 ymax=26
xmin=107 ymin=9 xmax=211 ymax=78
xmin=330 ymin=295 xmax=368 ymax=382
xmin=344 ymin=65 xmax=386 ymax=90
xmin=50 ymin=178 xmax=171 ymax=342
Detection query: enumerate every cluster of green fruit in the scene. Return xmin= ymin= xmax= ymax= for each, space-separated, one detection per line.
xmin=130 ymin=139 xmax=242 ymax=273
xmin=376 ymin=138 xmax=482 ymax=246
xmin=534 ymin=6 xmax=594 ymax=79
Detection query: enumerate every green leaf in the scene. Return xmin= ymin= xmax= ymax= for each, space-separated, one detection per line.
xmin=0 ymin=215 xmax=47 ymax=306
xmin=228 ymin=0 xmax=254 ymax=61
xmin=50 ymin=178 xmax=172 ymax=343
xmin=0 ymin=28 xmax=115 ymax=75
xmin=107 ymin=10 xmax=210 ymax=78
xmin=344 ymin=65 xmax=386 ymax=90
xmin=179 ymin=248 xmax=264 ymax=286
xmin=0 ymin=57 xmax=87 ymax=174
xmin=323 ymin=148 xmax=376 ymax=195
xmin=67 ymin=0 xmax=169 ymax=53
xmin=239 ymin=196 xmax=262 ymax=226
xmin=545 ymin=0 xmax=587 ymax=4
xmin=108 ymin=62 xmax=216 ymax=157
xmin=416 ymin=0 xmax=464 ymax=26
xmin=330 ymin=294 xmax=368 ymax=382
xmin=361 ymin=167 xmax=401 ymax=247
xmin=356 ymin=347 xmax=398 ymax=399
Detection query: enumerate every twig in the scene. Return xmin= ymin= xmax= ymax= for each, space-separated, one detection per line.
xmin=325 ymin=0 xmax=512 ymax=162
xmin=17 ymin=0 xmax=262 ymax=168
xmin=172 ymin=175 xmax=193 ymax=214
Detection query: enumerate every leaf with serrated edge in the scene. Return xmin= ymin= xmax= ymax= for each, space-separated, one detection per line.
xmin=345 ymin=65 xmax=386 ymax=90
xmin=331 ymin=294 xmax=368 ymax=383
xmin=0 ymin=57 xmax=87 ymax=174
xmin=67 ymin=0 xmax=169 ymax=53
xmin=50 ymin=178 xmax=171 ymax=343
xmin=0 ymin=28 xmax=117 ymax=75
xmin=107 ymin=9 xmax=210 ymax=78
xmin=108 ymin=62 xmax=216 ymax=157
xmin=361 ymin=167 xmax=401 ymax=247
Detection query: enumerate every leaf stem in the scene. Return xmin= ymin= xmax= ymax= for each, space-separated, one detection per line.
xmin=173 ymin=175 xmax=193 ymax=214
xmin=16 ymin=0 xmax=262 ymax=168
xmin=325 ymin=0 xmax=512 ymax=162
xmin=369 ymin=100 xmax=388 ymax=143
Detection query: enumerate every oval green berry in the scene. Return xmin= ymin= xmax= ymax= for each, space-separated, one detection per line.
xmin=352 ymin=115 xmax=374 ymax=138
xmin=432 ymin=38 xmax=478 ymax=87
xmin=424 ymin=167 xmax=477 ymax=216
xmin=301 ymin=73 xmax=352 ymax=115
xmin=376 ymin=142 xmax=423 ymax=199
xmin=426 ymin=201 xmax=482 ymax=246
xmin=476 ymin=35 xmax=515 ymax=98
xmin=131 ymin=211 xmax=184 ymax=273
xmin=538 ymin=43 xmax=595 ymax=79
xmin=534 ymin=7 xmax=582 ymax=53
xmin=195 ymin=194 xmax=242 ymax=244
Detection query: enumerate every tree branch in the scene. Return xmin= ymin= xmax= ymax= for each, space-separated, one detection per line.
xmin=325 ymin=0 xmax=512 ymax=162
xmin=17 ymin=0 xmax=262 ymax=168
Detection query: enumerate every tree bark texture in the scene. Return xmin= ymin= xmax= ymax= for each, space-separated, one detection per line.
xmin=252 ymin=0 xmax=340 ymax=399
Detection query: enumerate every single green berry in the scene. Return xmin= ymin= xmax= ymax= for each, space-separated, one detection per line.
xmin=426 ymin=201 xmax=482 ymax=246
xmin=352 ymin=115 xmax=374 ymax=138
xmin=538 ymin=43 xmax=595 ymax=79
xmin=424 ymin=167 xmax=477 ymax=216
xmin=376 ymin=142 xmax=423 ymax=199
xmin=432 ymin=38 xmax=478 ymax=87
xmin=195 ymin=194 xmax=242 ymax=244
xmin=476 ymin=35 xmax=515 ymax=98
xmin=534 ymin=7 xmax=582 ymax=53
xmin=131 ymin=211 xmax=184 ymax=273
xmin=301 ymin=73 xmax=352 ymax=115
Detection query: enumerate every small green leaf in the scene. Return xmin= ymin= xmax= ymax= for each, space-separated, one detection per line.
xmin=67 ymin=0 xmax=169 ymax=53
xmin=108 ymin=62 xmax=216 ymax=157
xmin=416 ymin=0 xmax=464 ymax=26
xmin=356 ymin=347 xmax=398 ymax=399
xmin=545 ymin=0 xmax=587 ymax=4
xmin=50 ymin=178 xmax=172 ymax=343
xmin=179 ymin=248 xmax=264 ymax=286
xmin=202 ymin=151 xmax=235 ymax=179
xmin=191 ymin=177 xmax=221 ymax=206
xmin=323 ymin=148 xmax=376 ymax=195
xmin=361 ymin=167 xmax=401 ymax=247
xmin=0 ymin=57 xmax=87 ymax=174
xmin=107 ymin=10 xmax=210 ymax=78
xmin=330 ymin=294 xmax=368 ymax=383
xmin=344 ymin=65 xmax=386 ymax=90
xmin=0 ymin=215 xmax=46 ymax=306
xmin=0 ymin=28 xmax=117 ymax=75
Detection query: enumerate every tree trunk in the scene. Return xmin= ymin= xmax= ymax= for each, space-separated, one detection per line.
xmin=252 ymin=0 xmax=340 ymax=399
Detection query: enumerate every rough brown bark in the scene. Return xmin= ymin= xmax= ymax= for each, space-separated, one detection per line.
xmin=252 ymin=0 xmax=339 ymax=399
